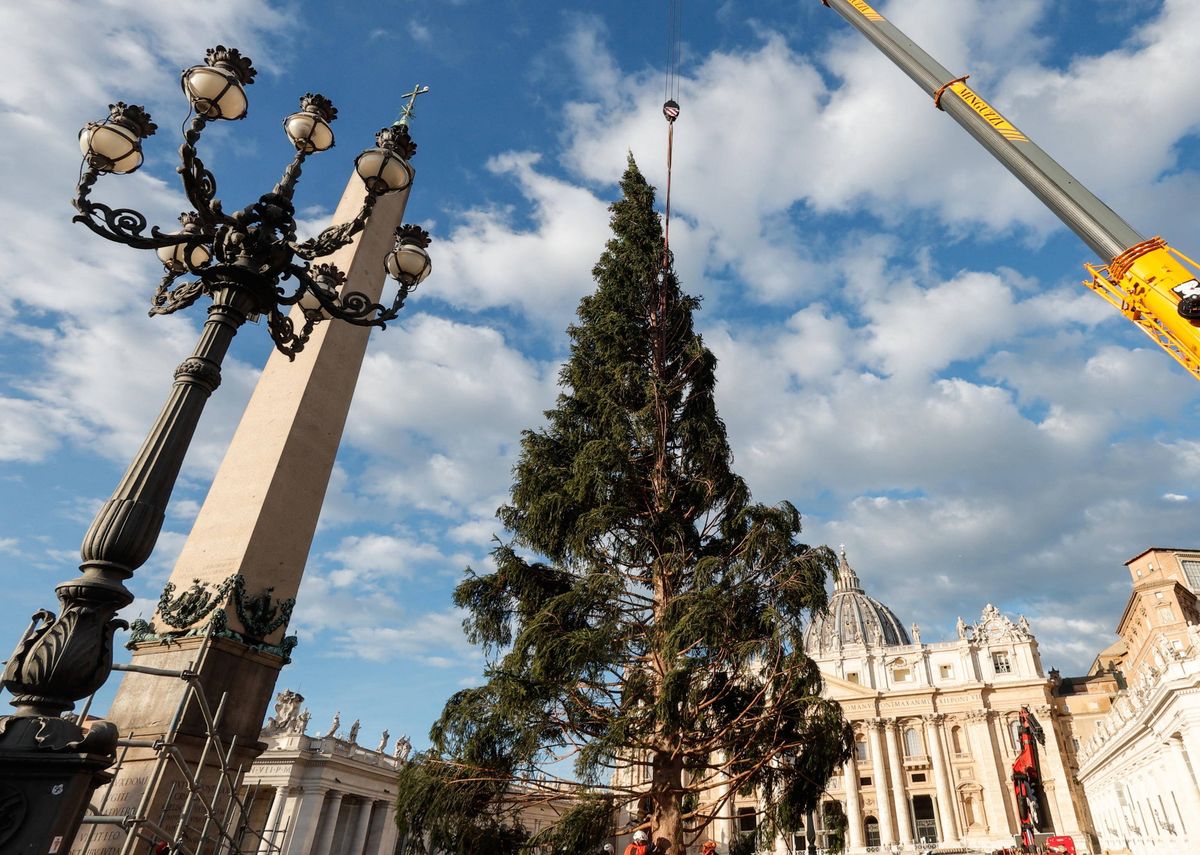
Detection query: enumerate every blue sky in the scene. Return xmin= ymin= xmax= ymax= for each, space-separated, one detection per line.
xmin=3 ymin=0 xmax=1200 ymax=751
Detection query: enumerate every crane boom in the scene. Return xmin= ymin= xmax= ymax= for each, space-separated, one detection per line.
xmin=820 ymin=0 xmax=1200 ymax=380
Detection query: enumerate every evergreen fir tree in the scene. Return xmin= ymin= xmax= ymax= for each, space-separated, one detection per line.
xmin=395 ymin=158 xmax=850 ymax=854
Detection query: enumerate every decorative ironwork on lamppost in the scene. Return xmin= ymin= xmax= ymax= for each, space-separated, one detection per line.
xmin=0 ymin=44 xmax=432 ymax=850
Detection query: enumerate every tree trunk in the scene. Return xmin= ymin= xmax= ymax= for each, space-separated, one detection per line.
xmin=651 ymin=749 xmax=685 ymax=855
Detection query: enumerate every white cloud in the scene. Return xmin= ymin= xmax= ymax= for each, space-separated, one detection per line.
xmin=430 ymin=152 xmax=612 ymax=327
xmin=343 ymin=312 xmax=558 ymax=514
xmin=329 ymin=607 xmax=482 ymax=667
xmin=323 ymin=533 xmax=447 ymax=586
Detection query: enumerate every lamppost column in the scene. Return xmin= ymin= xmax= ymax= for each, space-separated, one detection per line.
xmin=867 ymin=719 xmax=895 ymax=846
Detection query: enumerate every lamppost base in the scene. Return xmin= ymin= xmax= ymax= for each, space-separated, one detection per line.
xmin=0 ymin=744 xmax=115 ymax=855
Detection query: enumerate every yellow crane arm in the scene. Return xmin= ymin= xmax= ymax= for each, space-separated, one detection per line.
xmin=819 ymin=0 xmax=1200 ymax=380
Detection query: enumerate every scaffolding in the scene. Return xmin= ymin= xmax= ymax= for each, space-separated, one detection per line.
xmin=61 ymin=638 xmax=287 ymax=855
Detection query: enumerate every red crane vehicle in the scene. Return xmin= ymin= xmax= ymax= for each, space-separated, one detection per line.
xmin=818 ymin=0 xmax=1200 ymax=381
xmin=1011 ymin=707 xmax=1048 ymax=851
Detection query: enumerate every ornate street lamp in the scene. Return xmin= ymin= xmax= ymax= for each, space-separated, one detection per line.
xmin=0 ymin=45 xmax=431 ymax=851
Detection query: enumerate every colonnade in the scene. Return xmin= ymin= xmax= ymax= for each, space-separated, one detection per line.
xmin=256 ymin=785 xmax=399 ymax=855
xmin=840 ymin=714 xmax=984 ymax=851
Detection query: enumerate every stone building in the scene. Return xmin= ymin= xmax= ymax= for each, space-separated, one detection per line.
xmin=1073 ymin=547 xmax=1200 ymax=855
xmin=237 ymin=691 xmax=409 ymax=855
xmin=613 ymin=548 xmax=1098 ymax=854
xmin=794 ymin=548 xmax=1094 ymax=853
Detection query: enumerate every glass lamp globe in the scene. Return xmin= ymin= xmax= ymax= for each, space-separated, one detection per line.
xmin=354 ymin=148 xmax=414 ymax=195
xmin=156 ymin=240 xmax=211 ymax=273
xmin=78 ymin=122 xmax=143 ymax=174
xmin=182 ymin=64 xmax=248 ymax=120
xmin=386 ymin=242 xmax=432 ymax=286
xmin=284 ymin=111 xmax=334 ymax=153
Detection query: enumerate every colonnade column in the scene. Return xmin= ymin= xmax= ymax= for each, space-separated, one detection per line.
xmin=1180 ymin=718 xmax=1200 ymax=778
xmin=964 ymin=711 xmax=1005 ymax=835
xmin=282 ymin=787 xmax=327 ymax=855
xmin=346 ymin=797 xmax=375 ymax=855
xmin=866 ymin=720 xmax=896 ymax=846
xmin=376 ymin=799 xmax=401 ymax=855
xmin=1035 ymin=704 xmax=1078 ymax=835
xmin=258 ymin=785 xmax=289 ymax=854
xmin=843 ymin=750 xmax=865 ymax=851
xmin=926 ymin=714 xmax=959 ymax=844
xmin=1164 ymin=735 xmax=1200 ymax=833
xmin=313 ymin=791 xmax=345 ymax=855
xmin=885 ymin=720 xmax=914 ymax=845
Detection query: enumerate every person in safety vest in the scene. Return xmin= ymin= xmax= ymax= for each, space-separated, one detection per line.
xmin=625 ymin=830 xmax=650 ymax=855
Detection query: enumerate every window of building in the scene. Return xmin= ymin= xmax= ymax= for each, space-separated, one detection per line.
xmin=1155 ymin=591 xmax=1165 ymax=600
xmin=864 ymin=817 xmax=881 ymax=848
xmin=910 ymin=772 xmax=926 ymax=783
xmin=939 ymin=663 xmax=954 ymax=680
xmin=892 ymin=667 xmax=912 ymax=683
xmin=1181 ymin=559 xmax=1200 ymax=591
xmin=1158 ymin=606 xmax=1174 ymax=623
xmin=1072 ymin=737 xmax=1081 ymax=752
xmin=1008 ymin=718 xmax=1023 ymax=752
xmin=846 ymin=671 xmax=860 ymax=684
xmin=855 ymin=736 xmax=869 ymax=763
xmin=737 ymin=806 xmax=757 ymax=834
xmin=859 ymin=776 xmax=872 ymax=787
xmin=951 ymin=725 xmax=965 ymax=755
xmin=903 ymin=727 xmax=923 ymax=757
xmin=992 ymin=651 xmax=1012 ymax=674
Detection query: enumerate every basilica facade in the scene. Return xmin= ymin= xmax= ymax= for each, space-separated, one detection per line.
xmin=790 ymin=548 xmax=1095 ymax=853
xmin=612 ymin=548 xmax=1100 ymax=854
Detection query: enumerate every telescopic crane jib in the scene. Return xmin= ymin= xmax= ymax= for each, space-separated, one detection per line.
xmin=819 ymin=0 xmax=1200 ymax=381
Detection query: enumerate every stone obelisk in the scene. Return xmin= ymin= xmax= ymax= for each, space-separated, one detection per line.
xmin=80 ymin=158 xmax=416 ymax=851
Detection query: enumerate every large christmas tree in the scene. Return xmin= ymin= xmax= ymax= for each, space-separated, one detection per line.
xmin=395 ymin=158 xmax=849 ymax=854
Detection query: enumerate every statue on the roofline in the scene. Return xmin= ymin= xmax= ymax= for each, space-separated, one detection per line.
xmin=394 ymin=734 xmax=412 ymax=762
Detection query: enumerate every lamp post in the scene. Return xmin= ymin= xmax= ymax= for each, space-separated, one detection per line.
xmin=0 ymin=45 xmax=432 ymax=852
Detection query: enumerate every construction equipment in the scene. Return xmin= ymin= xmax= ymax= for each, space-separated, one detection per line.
xmin=819 ymin=0 xmax=1200 ymax=381
xmin=1011 ymin=707 xmax=1046 ymax=851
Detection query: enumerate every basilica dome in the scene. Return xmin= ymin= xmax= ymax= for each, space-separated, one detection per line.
xmin=803 ymin=546 xmax=910 ymax=656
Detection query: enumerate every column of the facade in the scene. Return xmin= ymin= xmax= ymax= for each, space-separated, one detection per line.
xmin=964 ymin=712 xmax=1003 ymax=836
xmin=866 ymin=720 xmax=896 ymax=846
xmin=990 ymin=712 xmax=1021 ymax=832
xmin=346 ymin=797 xmax=375 ymax=855
xmin=885 ymin=720 xmax=914 ymax=845
xmin=843 ymin=752 xmax=865 ymax=851
xmin=375 ymin=799 xmax=400 ymax=855
xmin=313 ymin=791 xmax=346 ymax=855
xmin=258 ymin=785 xmax=290 ymax=854
xmin=1034 ymin=705 xmax=1080 ymax=837
xmin=282 ymin=787 xmax=327 ymax=855
xmin=1164 ymin=735 xmax=1200 ymax=838
xmin=925 ymin=715 xmax=960 ymax=844
xmin=1179 ymin=719 xmax=1200 ymax=800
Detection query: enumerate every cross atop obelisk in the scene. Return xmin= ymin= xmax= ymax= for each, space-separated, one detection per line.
xmin=395 ymin=83 xmax=430 ymax=126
